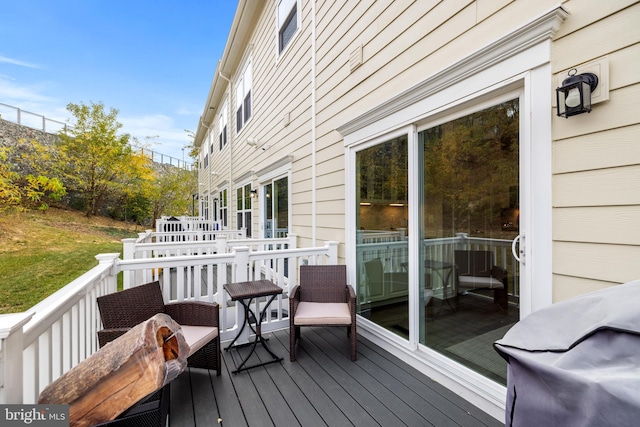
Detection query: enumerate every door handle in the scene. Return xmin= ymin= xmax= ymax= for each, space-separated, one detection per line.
xmin=512 ymin=234 xmax=523 ymax=263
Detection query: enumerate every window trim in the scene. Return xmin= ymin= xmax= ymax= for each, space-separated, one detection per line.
xmin=276 ymin=0 xmax=300 ymax=57
xmin=219 ymin=100 xmax=228 ymax=151
xmin=218 ymin=188 xmax=229 ymax=229
xmin=235 ymin=61 xmax=252 ymax=134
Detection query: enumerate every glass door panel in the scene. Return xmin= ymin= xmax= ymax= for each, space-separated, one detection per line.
xmin=355 ymin=136 xmax=409 ymax=338
xmin=263 ymin=176 xmax=289 ymax=238
xmin=264 ymin=183 xmax=273 ymax=238
xmin=419 ymin=98 xmax=520 ymax=385
xmin=274 ymin=177 xmax=288 ymax=238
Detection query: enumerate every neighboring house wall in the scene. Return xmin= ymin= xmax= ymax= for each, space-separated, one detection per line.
xmin=550 ymin=0 xmax=640 ymax=300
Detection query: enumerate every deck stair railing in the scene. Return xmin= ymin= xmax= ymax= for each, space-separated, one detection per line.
xmin=0 ymin=241 xmax=337 ymax=405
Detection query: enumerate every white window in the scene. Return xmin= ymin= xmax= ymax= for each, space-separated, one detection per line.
xmin=219 ymin=188 xmax=228 ymax=228
xmin=219 ymin=101 xmax=228 ymax=150
xmin=235 ymin=63 xmax=252 ymax=133
xmin=278 ymin=0 xmax=298 ymax=53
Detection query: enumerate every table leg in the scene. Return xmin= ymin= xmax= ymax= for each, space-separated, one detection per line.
xmin=229 ymin=295 xmax=283 ymax=374
xmin=225 ymin=297 xmax=253 ymax=350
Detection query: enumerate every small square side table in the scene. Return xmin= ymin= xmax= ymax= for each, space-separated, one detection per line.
xmin=224 ymin=279 xmax=283 ymax=373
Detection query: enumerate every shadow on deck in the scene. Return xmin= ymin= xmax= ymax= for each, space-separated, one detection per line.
xmin=169 ymin=327 xmax=504 ymax=427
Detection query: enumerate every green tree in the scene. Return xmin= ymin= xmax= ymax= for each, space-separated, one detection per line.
xmin=57 ymin=102 xmax=152 ymax=217
xmin=0 ymin=147 xmax=21 ymax=210
xmin=0 ymin=140 xmax=66 ymax=212
xmin=148 ymin=166 xmax=198 ymax=219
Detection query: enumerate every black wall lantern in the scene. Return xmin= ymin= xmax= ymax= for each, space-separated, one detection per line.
xmin=556 ymin=69 xmax=599 ymax=118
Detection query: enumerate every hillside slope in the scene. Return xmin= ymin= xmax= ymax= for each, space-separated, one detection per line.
xmin=0 ymin=208 xmax=140 ymax=314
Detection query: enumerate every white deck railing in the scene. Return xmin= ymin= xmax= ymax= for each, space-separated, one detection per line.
xmin=0 ymin=240 xmax=338 ymax=405
xmin=0 ymin=229 xmax=517 ymax=405
xmin=139 ymin=224 xmax=247 ymax=243
xmin=356 ymin=232 xmax=519 ymax=299
xmin=121 ymin=234 xmax=297 ymax=289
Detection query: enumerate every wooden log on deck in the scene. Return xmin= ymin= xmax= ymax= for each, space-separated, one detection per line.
xmin=38 ymin=313 xmax=190 ymax=427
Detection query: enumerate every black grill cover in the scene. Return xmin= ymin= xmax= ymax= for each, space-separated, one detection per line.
xmin=494 ymin=280 xmax=640 ymax=426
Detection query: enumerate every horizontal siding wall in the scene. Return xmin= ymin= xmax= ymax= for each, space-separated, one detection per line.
xmin=199 ymin=0 xmax=638 ymax=297
xmin=312 ymin=0 xmax=556 ymax=256
xmin=551 ymin=0 xmax=640 ymax=300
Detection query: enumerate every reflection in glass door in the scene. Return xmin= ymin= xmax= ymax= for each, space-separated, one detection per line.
xmin=419 ymin=98 xmax=521 ymax=385
xmin=355 ymin=136 xmax=409 ymax=336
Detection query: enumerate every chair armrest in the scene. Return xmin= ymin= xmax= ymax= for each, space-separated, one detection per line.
xmin=290 ymin=285 xmax=300 ymax=315
xmin=165 ymin=302 xmax=219 ymax=327
xmin=97 ymin=328 xmax=130 ymax=348
xmin=345 ymin=285 xmax=357 ymax=318
xmin=491 ymin=265 xmax=508 ymax=280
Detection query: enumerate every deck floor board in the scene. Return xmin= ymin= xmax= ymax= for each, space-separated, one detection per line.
xmin=169 ymin=327 xmax=505 ymax=427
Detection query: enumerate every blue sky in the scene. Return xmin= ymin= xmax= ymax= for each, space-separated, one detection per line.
xmin=0 ymin=1 xmax=238 ymax=163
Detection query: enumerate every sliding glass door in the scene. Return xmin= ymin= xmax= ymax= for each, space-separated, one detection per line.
xmin=355 ymin=98 xmax=521 ymax=385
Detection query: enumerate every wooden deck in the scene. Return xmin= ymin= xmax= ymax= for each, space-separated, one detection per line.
xmin=169 ymin=327 xmax=504 ymax=427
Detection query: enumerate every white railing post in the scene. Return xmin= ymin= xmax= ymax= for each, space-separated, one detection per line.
xmin=327 ymin=241 xmax=339 ymax=264
xmin=455 ymin=233 xmax=468 ymax=250
xmin=95 ymin=253 xmax=120 ymax=294
xmin=0 ymin=312 xmax=34 ymax=404
xmin=121 ymin=238 xmax=137 ymax=288
xmin=217 ymin=235 xmax=228 ymax=253
xmin=234 ymin=246 xmax=250 ymax=283
xmin=288 ymin=233 xmax=298 ymax=249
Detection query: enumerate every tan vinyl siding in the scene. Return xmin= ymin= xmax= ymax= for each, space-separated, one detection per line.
xmin=553 ymin=275 xmax=623 ymax=301
xmin=554 ymin=241 xmax=640 ymax=284
xmin=551 ymin=0 xmax=640 ymax=299
xmin=553 ymin=206 xmax=640 ymax=244
xmin=553 ymin=124 xmax=640 ymax=173
xmin=311 ymin=0 xmax=557 ymax=246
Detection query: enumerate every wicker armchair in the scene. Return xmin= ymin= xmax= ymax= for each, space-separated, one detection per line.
xmin=289 ymin=265 xmax=357 ymax=362
xmin=454 ymin=250 xmax=508 ymax=311
xmin=97 ymin=281 xmax=221 ymax=374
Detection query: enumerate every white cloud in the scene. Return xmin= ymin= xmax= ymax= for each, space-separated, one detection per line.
xmin=0 ymin=76 xmax=55 ymax=105
xmin=0 ymin=75 xmax=193 ymax=163
xmin=0 ymin=55 xmax=41 ymax=69
xmin=120 ymin=114 xmax=193 ymax=162
xmin=175 ymin=105 xmax=202 ymax=117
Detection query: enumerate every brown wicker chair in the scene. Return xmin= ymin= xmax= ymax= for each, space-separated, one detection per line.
xmin=454 ymin=250 xmax=508 ymax=311
xmin=289 ymin=265 xmax=357 ymax=362
xmin=97 ymin=281 xmax=221 ymax=374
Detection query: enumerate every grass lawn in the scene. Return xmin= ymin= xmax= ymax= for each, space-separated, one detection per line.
xmin=0 ymin=208 xmax=141 ymax=314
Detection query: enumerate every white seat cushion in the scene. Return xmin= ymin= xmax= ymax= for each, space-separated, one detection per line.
xmin=458 ymin=276 xmax=504 ymax=290
xmin=294 ymin=302 xmax=352 ymax=326
xmin=180 ymin=325 xmax=218 ymax=356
